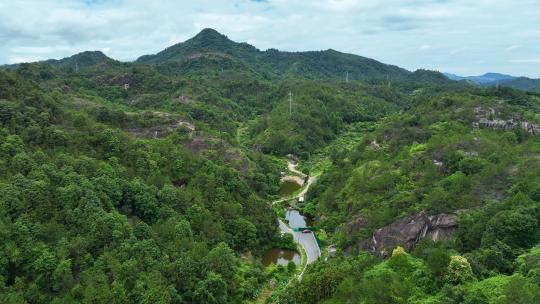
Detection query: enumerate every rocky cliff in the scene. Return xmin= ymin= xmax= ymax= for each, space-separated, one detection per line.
xmin=359 ymin=212 xmax=457 ymax=257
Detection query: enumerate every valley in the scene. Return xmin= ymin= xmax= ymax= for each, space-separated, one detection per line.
xmin=2 ymin=28 xmax=540 ymax=304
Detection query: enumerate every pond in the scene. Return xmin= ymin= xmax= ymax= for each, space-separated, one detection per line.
xmin=286 ymin=209 xmax=313 ymax=228
xmin=278 ymin=180 xmax=301 ymax=197
xmin=261 ymin=248 xmax=301 ymax=266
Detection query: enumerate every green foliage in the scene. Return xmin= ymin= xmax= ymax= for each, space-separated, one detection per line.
xmin=0 ymin=70 xmax=279 ymax=303
xmin=2 ymin=29 xmax=540 ymax=303
xmin=445 ymin=255 xmax=474 ymax=285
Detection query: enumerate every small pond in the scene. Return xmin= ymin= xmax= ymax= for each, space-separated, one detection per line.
xmin=261 ymin=248 xmax=301 ymax=266
xmin=286 ymin=209 xmax=313 ymax=228
xmin=278 ymin=180 xmax=302 ymax=197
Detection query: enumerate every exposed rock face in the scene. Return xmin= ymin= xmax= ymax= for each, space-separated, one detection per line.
xmin=127 ymin=118 xmax=195 ymax=138
xmin=473 ymin=106 xmax=540 ymax=135
xmin=359 ymin=212 xmax=457 ymax=257
xmin=477 ymin=118 xmax=540 ymax=135
xmin=346 ymin=215 xmax=369 ymax=235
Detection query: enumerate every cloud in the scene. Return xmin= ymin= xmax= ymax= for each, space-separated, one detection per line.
xmin=419 ymin=44 xmax=432 ymax=51
xmin=509 ymin=58 xmax=540 ymax=64
xmin=505 ymin=45 xmax=521 ymax=51
xmin=449 ymin=46 xmax=471 ymax=55
xmin=0 ymin=0 xmax=539 ymax=77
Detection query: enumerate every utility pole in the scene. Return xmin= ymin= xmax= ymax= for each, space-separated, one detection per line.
xmin=288 ymin=91 xmax=293 ymax=114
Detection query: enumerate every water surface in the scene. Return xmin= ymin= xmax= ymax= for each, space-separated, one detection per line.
xmin=286 ymin=209 xmax=313 ymax=228
xmin=261 ymin=248 xmax=301 ymax=266
xmin=278 ymin=180 xmax=302 ymax=197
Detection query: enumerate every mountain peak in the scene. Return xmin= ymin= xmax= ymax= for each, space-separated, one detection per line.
xmin=444 ymin=72 xmax=516 ymax=85
xmin=136 ymin=28 xmax=258 ymax=63
xmin=43 ymin=50 xmax=113 ymax=69
xmin=193 ymin=28 xmax=227 ymax=40
xmin=187 ymin=28 xmax=235 ymax=47
xmin=72 ymin=50 xmax=108 ymax=59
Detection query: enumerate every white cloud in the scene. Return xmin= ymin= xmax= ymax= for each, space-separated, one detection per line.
xmin=8 ymin=55 xmax=44 ymax=64
xmin=449 ymin=46 xmax=471 ymax=55
xmin=505 ymin=45 xmax=521 ymax=51
xmin=509 ymin=58 xmax=540 ymax=64
xmin=0 ymin=0 xmax=539 ymax=77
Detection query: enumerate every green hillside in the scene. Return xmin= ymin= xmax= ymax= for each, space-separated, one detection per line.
xmin=136 ymin=28 xmax=411 ymax=81
xmin=1 ymin=29 xmax=540 ymax=303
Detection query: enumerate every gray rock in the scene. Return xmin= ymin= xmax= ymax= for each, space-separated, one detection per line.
xmin=346 ymin=215 xmax=369 ymax=235
xmin=477 ymin=118 xmax=540 ymax=135
xmin=359 ymin=212 xmax=457 ymax=257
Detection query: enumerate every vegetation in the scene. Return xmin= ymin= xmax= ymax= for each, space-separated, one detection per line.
xmin=2 ymin=28 xmax=540 ymax=303
xmin=287 ymin=84 xmax=540 ymax=302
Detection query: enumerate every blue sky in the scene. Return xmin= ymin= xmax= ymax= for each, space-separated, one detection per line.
xmin=1 ymin=0 xmax=539 ymax=77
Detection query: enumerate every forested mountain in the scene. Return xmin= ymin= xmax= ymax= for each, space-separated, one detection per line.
xmin=497 ymin=76 xmax=540 ymax=92
xmin=444 ymin=72 xmax=516 ymax=84
xmin=445 ymin=72 xmax=540 ymax=92
xmin=2 ymin=28 xmax=540 ymax=303
xmin=282 ymin=88 xmax=540 ymax=303
xmin=138 ymin=28 xmax=411 ymax=81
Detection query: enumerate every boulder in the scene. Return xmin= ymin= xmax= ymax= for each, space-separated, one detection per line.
xmin=359 ymin=212 xmax=457 ymax=258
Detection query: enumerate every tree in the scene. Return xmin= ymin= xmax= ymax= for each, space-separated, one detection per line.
xmin=52 ymin=259 xmax=73 ymax=292
xmin=193 ymin=272 xmax=228 ymax=304
xmin=204 ymin=242 xmax=238 ymax=281
xmin=225 ymin=218 xmax=257 ymax=251
xmin=502 ymin=275 xmax=540 ymax=304
xmin=445 ymin=255 xmax=474 ymax=285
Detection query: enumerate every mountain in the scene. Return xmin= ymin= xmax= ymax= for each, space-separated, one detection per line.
xmin=137 ymin=28 xmax=413 ymax=81
xmin=444 ymin=72 xmax=516 ymax=84
xmin=498 ymin=76 xmax=540 ymax=92
xmin=1 ymin=50 xmax=116 ymax=73
xmin=44 ymin=50 xmax=115 ymax=69
xmin=2 ymin=28 xmax=448 ymax=83
xmin=444 ymin=72 xmax=540 ymax=92
xmin=137 ymin=28 xmax=259 ymax=64
xmin=3 ymin=28 xmax=540 ymax=304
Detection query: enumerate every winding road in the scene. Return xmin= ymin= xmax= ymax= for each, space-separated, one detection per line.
xmin=275 ymin=160 xmax=321 ymax=278
xmin=279 ymin=219 xmax=321 ymax=264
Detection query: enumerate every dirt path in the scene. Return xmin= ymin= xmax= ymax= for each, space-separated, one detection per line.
xmin=287 ymin=160 xmax=306 ymax=178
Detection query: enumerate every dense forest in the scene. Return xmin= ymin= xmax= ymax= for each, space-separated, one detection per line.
xmin=2 ymin=29 xmax=540 ymax=303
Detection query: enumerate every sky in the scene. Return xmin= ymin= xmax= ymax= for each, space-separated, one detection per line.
xmin=1 ymin=0 xmax=540 ymax=77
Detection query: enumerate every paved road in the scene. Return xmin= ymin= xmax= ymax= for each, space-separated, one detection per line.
xmin=279 ymin=219 xmax=321 ymax=264
xmin=274 ymin=159 xmax=321 ymax=280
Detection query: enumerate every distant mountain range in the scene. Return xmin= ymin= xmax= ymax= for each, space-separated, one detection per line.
xmin=2 ymin=28 xmax=454 ymax=85
xmin=443 ymin=72 xmax=515 ymax=84
xmin=5 ymin=28 xmax=539 ymax=92
xmin=444 ymin=72 xmax=540 ymax=92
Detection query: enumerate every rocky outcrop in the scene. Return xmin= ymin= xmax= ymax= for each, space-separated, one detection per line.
xmin=346 ymin=215 xmax=369 ymax=235
xmin=477 ymin=118 xmax=540 ymax=135
xmin=472 ymin=106 xmax=540 ymax=135
xmin=359 ymin=212 xmax=457 ymax=257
